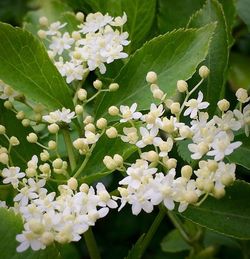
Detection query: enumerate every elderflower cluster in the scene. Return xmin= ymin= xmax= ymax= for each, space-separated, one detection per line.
xmin=38 ymin=12 xmax=129 ymax=83
xmin=104 ymin=68 xmax=250 ymax=215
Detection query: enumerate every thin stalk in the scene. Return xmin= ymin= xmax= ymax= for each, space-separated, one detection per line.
xmin=140 ymin=209 xmax=165 ymax=257
xmin=84 ymin=228 xmax=101 ymax=259
xmin=62 ymin=129 xmax=76 ymax=171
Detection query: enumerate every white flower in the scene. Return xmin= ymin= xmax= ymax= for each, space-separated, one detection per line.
xmin=46 ymin=21 xmax=67 ymax=36
xmin=85 ymin=131 xmax=100 ymax=144
xmin=141 ymin=103 xmax=164 ymax=129
xmin=184 ymin=91 xmax=209 ymax=118
xmin=96 ymin=183 xmax=117 ymax=209
xmin=110 ymin=12 xmax=127 ymax=27
xmin=207 ymin=131 xmax=242 ymax=161
xmin=136 ymin=127 xmax=158 ymax=148
xmin=234 ymin=104 xmax=250 ymax=136
xmin=120 ymin=127 xmax=138 ymax=144
xmin=188 ymin=142 xmax=210 ymax=160
xmin=2 ymin=167 xmax=25 ymax=188
xmin=42 ymin=108 xmax=75 ymax=124
xmin=78 ymin=12 xmax=113 ymax=33
xmin=49 ymin=32 xmax=74 ymax=55
xmin=16 ymin=231 xmax=45 ymax=252
xmin=0 ymin=80 xmax=19 ymax=100
xmin=119 ymin=103 xmax=142 ymax=122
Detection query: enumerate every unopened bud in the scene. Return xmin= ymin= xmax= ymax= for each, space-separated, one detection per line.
xmin=75 ymin=105 xmax=83 ymax=115
xmin=108 ymin=106 xmax=119 ymax=116
xmin=39 ymin=163 xmax=51 ymax=175
xmin=27 ymin=133 xmax=38 ymax=143
xmin=170 ymin=102 xmax=180 ymax=114
xmin=106 ymin=127 xmax=118 ymax=138
xmin=181 ymin=165 xmax=193 ymax=179
xmin=217 ymin=99 xmax=230 ymax=112
xmin=48 ymin=140 xmax=57 ymax=150
xmin=199 ymin=65 xmax=210 ymax=78
xmin=16 ymin=111 xmax=25 ymax=120
xmin=40 ymin=150 xmax=50 ymax=161
xmin=93 ymin=80 xmax=103 ymax=90
xmin=0 ymin=153 xmax=9 ymax=164
xmin=109 ymin=83 xmax=119 ymax=92
xmin=184 ymin=191 xmax=198 ymax=204
xmin=84 ymin=123 xmax=96 ymax=133
xmin=236 ymin=88 xmax=249 ymax=103
xmin=103 ymin=156 xmax=117 ymax=170
xmin=39 ymin=16 xmax=48 ymax=26
xmin=37 ymin=30 xmax=46 ymax=39
xmin=80 ymin=183 xmax=89 ymax=193
xmin=77 ymin=89 xmax=87 ymax=101
xmin=113 ymin=154 xmax=123 ymax=167
xmin=76 ymin=12 xmax=84 ymax=22
xmin=41 ymin=232 xmax=54 ymax=245
xmin=165 ymin=158 xmax=177 ymax=169
xmin=0 ymin=125 xmax=6 ymax=134
xmin=146 ymin=71 xmax=157 ymax=84
xmin=52 ymin=158 xmax=63 ymax=169
xmin=22 ymin=119 xmax=30 ymax=127
xmin=48 ymin=123 xmax=59 ymax=134
xmin=213 ymin=187 xmax=225 ymax=199
xmin=96 ymin=118 xmax=107 ymax=129
xmin=83 ymin=115 xmax=93 ymax=124
xmin=9 ymin=136 xmax=20 ymax=146
xmin=67 ymin=177 xmax=78 ymax=190
xmin=177 ymin=80 xmax=188 ymax=92
xmin=4 ymin=100 xmax=12 ymax=109
xmin=153 ymin=89 xmax=164 ymax=100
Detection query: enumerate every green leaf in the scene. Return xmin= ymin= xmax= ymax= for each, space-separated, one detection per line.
xmin=176 ymin=139 xmax=193 ymax=165
xmin=180 ymin=180 xmax=250 ymax=239
xmin=236 ymin=0 xmax=250 ymax=31
xmin=95 ymin=24 xmax=216 ymax=120
xmin=157 ymin=0 xmax=205 ymax=33
xmin=227 ymin=133 xmax=250 ymax=170
xmin=0 ymin=208 xmax=61 ymax=259
xmin=0 ymin=101 xmax=41 ymax=170
xmin=125 ymin=233 xmax=145 ymax=259
xmin=161 ymin=229 xmax=190 ymax=253
xmin=188 ymin=0 xmax=229 ymax=114
xmin=228 ymin=52 xmax=250 ymax=91
xmin=79 ymin=124 xmax=138 ymax=184
xmin=0 ymin=22 xmax=73 ymax=111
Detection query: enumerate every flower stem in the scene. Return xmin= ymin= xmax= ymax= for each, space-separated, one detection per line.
xmin=140 ymin=208 xmax=165 ymax=257
xmin=84 ymin=228 xmax=101 ymax=259
xmin=62 ymin=129 xmax=76 ymax=171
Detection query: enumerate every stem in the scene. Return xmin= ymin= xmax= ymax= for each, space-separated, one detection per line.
xmin=62 ymin=129 xmax=76 ymax=171
xmin=84 ymin=228 xmax=101 ymax=259
xmin=140 ymin=209 xmax=165 ymax=257
xmin=167 ymin=211 xmax=190 ymax=243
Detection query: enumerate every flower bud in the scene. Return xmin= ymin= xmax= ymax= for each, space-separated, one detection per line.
xmin=48 ymin=123 xmax=59 ymax=134
xmin=16 ymin=111 xmax=25 ymax=120
xmin=113 ymin=154 xmax=123 ymax=167
xmin=181 ymin=165 xmax=192 ymax=179
xmin=26 ymin=167 xmax=36 ymax=177
xmin=4 ymin=100 xmax=12 ymax=109
xmin=152 ymin=89 xmax=164 ymax=100
xmin=75 ymin=104 xmax=83 ymax=115
xmin=179 ymin=126 xmax=192 ymax=139
xmin=103 ymin=156 xmax=117 ymax=170
xmin=217 ymin=99 xmax=230 ymax=112
xmin=77 ymin=89 xmax=87 ymax=101
xmin=84 ymin=123 xmax=96 ymax=133
xmin=235 ymin=88 xmax=249 ymax=103
xmin=213 ymin=187 xmax=225 ymax=199
xmin=37 ymin=30 xmax=46 ymax=39
xmin=40 ymin=150 xmax=50 ymax=162
xmin=170 ymin=102 xmax=180 ymax=114
xmin=0 ymin=153 xmax=9 ymax=165
xmin=0 ymin=125 xmax=6 ymax=134
xmin=199 ymin=65 xmax=210 ymax=78
xmin=27 ymin=133 xmax=38 ymax=143
xmin=80 ymin=183 xmax=89 ymax=193
xmin=41 ymin=232 xmax=54 ymax=245
xmin=108 ymin=106 xmax=119 ymax=116
xmin=76 ymin=12 xmax=84 ymax=22
xmin=109 ymin=83 xmax=119 ymax=92
xmin=184 ymin=191 xmax=198 ymax=204
xmin=106 ymin=127 xmax=118 ymax=138
xmin=39 ymin=163 xmax=51 ymax=175
xmin=146 ymin=71 xmax=157 ymax=83
xmin=83 ymin=115 xmax=93 ymax=124
xmin=67 ymin=177 xmax=78 ymax=190
xmin=93 ymin=80 xmax=103 ymax=90
xmin=48 ymin=140 xmax=57 ymax=150
xmin=39 ymin=16 xmax=48 ymax=26
xmin=9 ymin=136 xmax=20 ymax=146
xmin=29 ymin=219 xmax=44 ymax=234
xmin=96 ymin=118 xmax=107 ymax=129
xmin=165 ymin=158 xmax=177 ymax=169
xmin=22 ymin=119 xmax=30 ymax=127
xmin=177 ymin=80 xmax=188 ymax=92
xmin=52 ymin=158 xmax=63 ymax=169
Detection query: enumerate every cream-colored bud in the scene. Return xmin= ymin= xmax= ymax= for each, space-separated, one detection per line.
xmin=73 ymin=138 xmax=84 ymax=150
xmin=67 ymin=177 xmax=78 ymax=190
xmin=52 ymin=158 xmax=63 ymax=169
xmin=198 ymin=142 xmax=209 ymax=155
xmin=181 ymin=165 xmax=193 ymax=179
xmin=39 ymin=163 xmax=51 ymax=175
xmin=16 ymin=111 xmax=25 ymax=120
xmin=199 ymin=65 xmax=210 ymax=78
xmin=113 ymin=154 xmax=123 ymax=167
xmin=165 ymin=158 xmax=177 ymax=169
xmin=213 ymin=187 xmax=225 ymax=199
xmin=84 ymin=123 xmax=96 ymax=133
xmin=108 ymin=106 xmax=119 ymax=116
xmin=33 ymin=104 xmax=44 ymax=113
xmin=217 ymin=99 xmax=230 ymax=112
xmin=22 ymin=119 xmax=30 ymax=127
xmin=0 ymin=125 xmax=6 ymax=134
xmin=179 ymin=126 xmax=192 ymax=139
xmin=236 ymin=88 xmax=249 ymax=103
xmin=221 ymin=174 xmax=234 ymax=186
xmin=39 ymin=16 xmax=48 ymax=26
xmin=72 ymin=31 xmax=81 ymax=41
xmin=146 ymin=71 xmax=157 ymax=83
xmin=9 ymin=136 xmax=20 ymax=146
xmin=37 ymin=30 xmax=46 ymax=39
xmin=203 ymin=180 xmax=214 ymax=193
xmin=106 ymin=127 xmax=118 ymax=138
xmin=93 ymin=80 xmax=103 ymax=90
xmin=77 ymin=89 xmax=87 ymax=101
xmin=184 ymin=191 xmax=198 ymax=204
xmin=48 ymin=123 xmax=59 ymax=134
xmin=48 ymin=140 xmax=57 ymax=150
xmin=170 ymin=102 xmax=180 ymax=114
xmin=73 ymin=51 xmax=81 ymax=59
xmin=27 ymin=133 xmax=38 ymax=143
xmin=0 ymin=153 xmax=9 ymax=165
xmin=0 ymin=147 xmax=7 ymax=154
xmin=76 ymin=12 xmax=84 ymax=21
xmin=150 ymin=84 xmax=159 ymax=92
xmin=83 ymin=115 xmax=93 ymax=124
xmin=80 ymin=183 xmax=89 ymax=193
xmin=207 ymin=160 xmax=218 ymax=172
xmin=109 ymin=83 xmax=119 ymax=92
xmin=103 ymin=156 xmax=117 ymax=170
xmin=75 ymin=105 xmax=83 ymax=115
xmin=147 ymin=151 xmax=159 ymax=162
xmin=4 ymin=100 xmax=12 ymax=109
xmin=152 ymin=89 xmax=164 ymax=100
xmin=41 ymin=232 xmax=54 ymax=245
xmin=177 ymin=80 xmax=188 ymax=92
xmin=47 ymin=50 xmax=55 ymax=59
xmin=40 ymin=150 xmax=50 ymax=161
xmin=26 ymin=168 xmax=36 ymax=178
xmin=62 ymin=161 xmax=68 ymax=170
xmin=96 ymin=118 xmax=107 ymax=129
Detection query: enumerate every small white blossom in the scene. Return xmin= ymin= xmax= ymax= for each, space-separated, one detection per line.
xmin=42 ymin=108 xmax=75 ymax=124
xmin=119 ymin=103 xmax=142 ymax=122
xmin=2 ymin=167 xmax=25 ymax=188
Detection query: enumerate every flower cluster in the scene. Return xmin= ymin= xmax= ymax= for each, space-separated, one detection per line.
xmin=103 ymin=67 xmax=249 ymax=214
xmin=38 ymin=12 xmax=129 ymax=83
